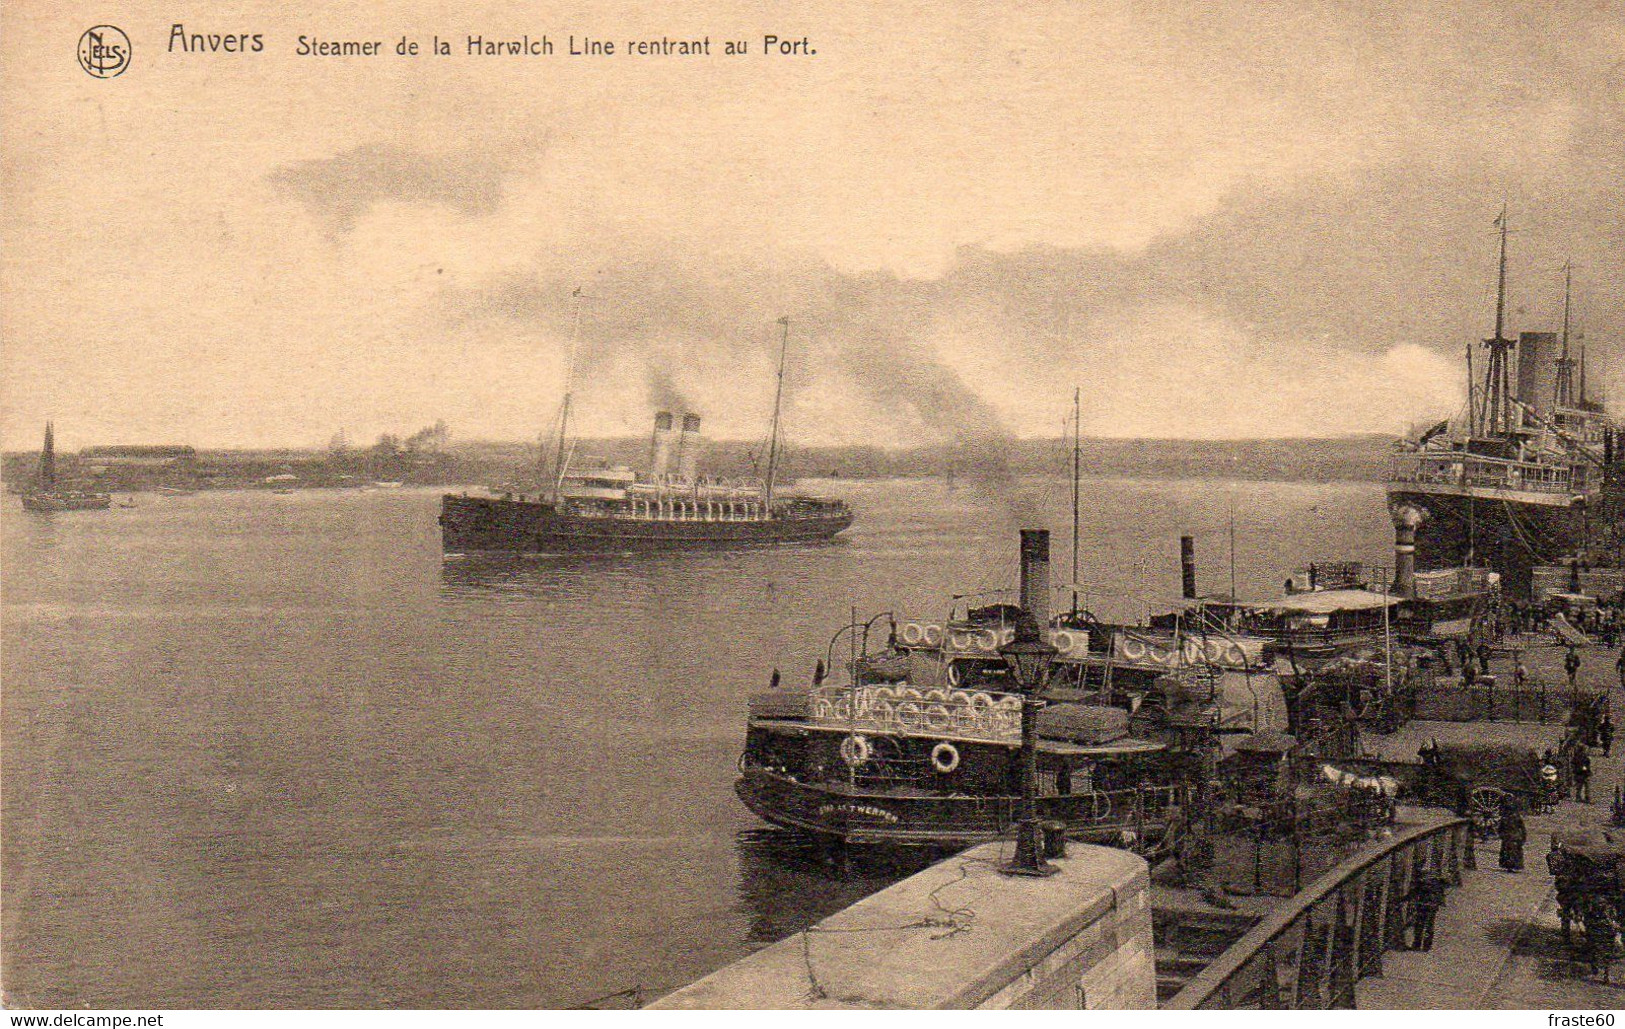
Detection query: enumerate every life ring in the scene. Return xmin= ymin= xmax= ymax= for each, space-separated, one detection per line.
xmin=949 ymin=690 xmax=974 ymax=708
xmin=976 ymin=629 xmax=999 ymax=651
xmin=1224 ymin=643 xmax=1247 ymax=666
xmin=949 ymin=631 xmax=974 ymax=651
xmin=839 ymin=734 xmax=872 ymax=767
xmin=901 ymin=622 xmax=924 ymax=646
xmin=1083 ymin=792 xmax=1114 ymax=823
xmin=924 ymin=704 xmax=952 ymax=730
xmin=1051 ymin=630 xmax=1077 ymax=654
xmin=931 ymin=742 xmax=961 ymax=774
xmin=1121 ymin=636 xmax=1147 ymax=661
xmin=922 ymin=625 xmax=944 ymax=646
xmin=896 ymin=701 xmax=924 ymax=728
xmin=998 ymin=627 xmax=1016 ymax=646
xmin=946 ymin=662 xmax=963 ymax=687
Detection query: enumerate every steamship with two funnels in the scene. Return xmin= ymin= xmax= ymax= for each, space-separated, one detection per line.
xmin=440 ymin=318 xmax=851 ymax=554
xmin=1388 ymin=216 xmax=1619 ymax=598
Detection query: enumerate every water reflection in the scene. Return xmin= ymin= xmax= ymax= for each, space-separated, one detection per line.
xmin=732 ymin=828 xmax=941 ymax=945
xmin=438 ymin=553 xmax=656 ymax=601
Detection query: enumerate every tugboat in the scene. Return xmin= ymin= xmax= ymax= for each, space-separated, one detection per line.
xmin=440 ymin=315 xmax=851 ymax=554
xmin=19 ymin=423 xmax=110 ymax=512
xmin=1388 ymin=213 xmax=1614 ymax=597
xmin=735 ymin=529 xmax=1291 ymax=852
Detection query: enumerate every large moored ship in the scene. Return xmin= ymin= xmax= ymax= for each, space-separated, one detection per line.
xmin=1387 ymin=213 xmax=1616 ymax=597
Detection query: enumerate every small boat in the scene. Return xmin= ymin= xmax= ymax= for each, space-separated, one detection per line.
xmin=271 ymin=488 xmax=296 ymax=495
xmin=117 ymin=498 xmax=137 ymax=509
xmin=19 ymin=423 xmax=110 ymax=511
xmin=155 ymin=485 xmax=197 ymax=496
xmin=372 ymin=481 xmax=404 ymax=489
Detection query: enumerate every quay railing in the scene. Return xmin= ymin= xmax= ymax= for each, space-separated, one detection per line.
xmin=1165 ymin=817 xmax=1473 ymax=1010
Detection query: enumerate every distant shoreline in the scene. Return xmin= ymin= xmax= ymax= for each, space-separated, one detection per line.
xmin=2 ymin=434 xmax=1399 ymax=492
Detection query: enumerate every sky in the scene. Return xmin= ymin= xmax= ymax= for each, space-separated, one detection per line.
xmin=4 ymin=0 xmax=1623 ymax=450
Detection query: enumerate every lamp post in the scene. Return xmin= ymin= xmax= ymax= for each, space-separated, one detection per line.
xmin=1000 ymin=611 xmax=1060 ymax=877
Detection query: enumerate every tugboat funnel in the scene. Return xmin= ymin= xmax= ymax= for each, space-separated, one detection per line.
xmin=1019 ymin=529 xmax=1051 ymax=628
xmin=1391 ymin=504 xmax=1424 ymax=598
xmin=1180 ymin=535 xmax=1197 ymax=600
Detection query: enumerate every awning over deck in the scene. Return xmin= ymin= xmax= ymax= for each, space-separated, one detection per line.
xmin=1250 ymin=589 xmax=1402 ymax=615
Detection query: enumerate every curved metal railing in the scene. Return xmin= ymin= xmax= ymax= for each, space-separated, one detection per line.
xmin=1165 ymin=816 xmax=1473 ymax=1010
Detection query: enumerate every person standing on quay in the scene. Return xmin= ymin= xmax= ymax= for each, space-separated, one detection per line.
xmin=1615 ymin=644 xmax=1625 ymax=691
xmin=1566 ymin=646 xmax=1583 ymax=693
xmin=1406 ymin=872 xmax=1447 ymax=951
xmin=1572 ymin=745 xmax=1592 ymax=804
xmin=1602 ymin=713 xmax=1616 ymax=759
xmin=1498 ymin=796 xmax=1527 ymax=872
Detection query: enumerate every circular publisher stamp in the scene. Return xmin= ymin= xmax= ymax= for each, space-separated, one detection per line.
xmin=77 ymin=25 xmax=131 ymax=78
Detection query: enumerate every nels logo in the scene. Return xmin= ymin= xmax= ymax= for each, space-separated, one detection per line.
xmin=77 ymin=25 xmax=131 ymax=78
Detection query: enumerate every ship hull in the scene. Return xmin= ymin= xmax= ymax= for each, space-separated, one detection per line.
xmin=1388 ymin=486 xmax=1587 ymax=597
xmin=20 ymin=493 xmax=111 ymax=512
xmin=439 ymin=494 xmax=852 ymax=553
xmin=735 ymin=768 xmax=1179 ymax=850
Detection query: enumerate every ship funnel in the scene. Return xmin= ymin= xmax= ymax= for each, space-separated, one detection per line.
xmin=1517 ymin=331 xmax=1559 ymax=418
xmin=1390 ymin=504 xmax=1425 ymax=599
xmin=649 ymin=411 xmax=675 ymax=481
xmin=1019 ymin=529 xmax=1052 ymax=628
xmin=676 ymin=414 xmax=703 ymax=482
xmin=1180 ymin=535 xmax=1197 ymax=600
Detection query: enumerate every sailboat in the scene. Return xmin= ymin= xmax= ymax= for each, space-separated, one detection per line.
xmin=20 ymin=423 xmax=111 ymax=511
xmin=438 ymin=310 xmax=853 ymax=553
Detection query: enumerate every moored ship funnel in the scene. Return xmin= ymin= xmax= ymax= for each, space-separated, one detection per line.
xmin=1517 ymin=331 xmax=1558 ymax=418
xmin=650 ymin=411 xmax=675 ymax=481
xmin=677 ymin=414 xmax=703 ymax=482
xmin=1019 ymin=529 xmax=1051 ymax=628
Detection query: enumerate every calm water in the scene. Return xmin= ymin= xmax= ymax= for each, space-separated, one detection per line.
xmin=1 ymin=477 xmax=1390 ymax=1008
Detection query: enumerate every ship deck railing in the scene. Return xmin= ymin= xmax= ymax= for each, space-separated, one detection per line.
xmin=1390 ymin=451 xmax=1588 ymax=495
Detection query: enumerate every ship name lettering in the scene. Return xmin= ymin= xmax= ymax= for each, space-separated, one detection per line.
xmin=816 ymin=803 xmax=898 ymax=823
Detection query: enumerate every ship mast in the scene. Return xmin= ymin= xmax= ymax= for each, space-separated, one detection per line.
xmin=763 ymin=316 xmax=790 ymax=511
xmin=1071 ymin=387 xmax=1081 ymax=616
xmin=1479 ymin=205 xmax=1516 ymax=436
xmin=549 ymin=288 xmax=583 ymax=503
xmin=1556 ymin=260 xmax=1576 ymax=408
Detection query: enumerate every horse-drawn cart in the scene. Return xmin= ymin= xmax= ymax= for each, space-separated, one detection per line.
xmin=1549 ymin=830 xmax=1625 ymax=976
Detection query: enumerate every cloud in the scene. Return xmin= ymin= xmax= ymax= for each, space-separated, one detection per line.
xmin=267 ymin=143 xmax=527 ymax=234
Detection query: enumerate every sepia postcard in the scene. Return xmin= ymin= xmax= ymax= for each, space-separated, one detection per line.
xmin=4 ymin=0 xmax=1624 ymax=1017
